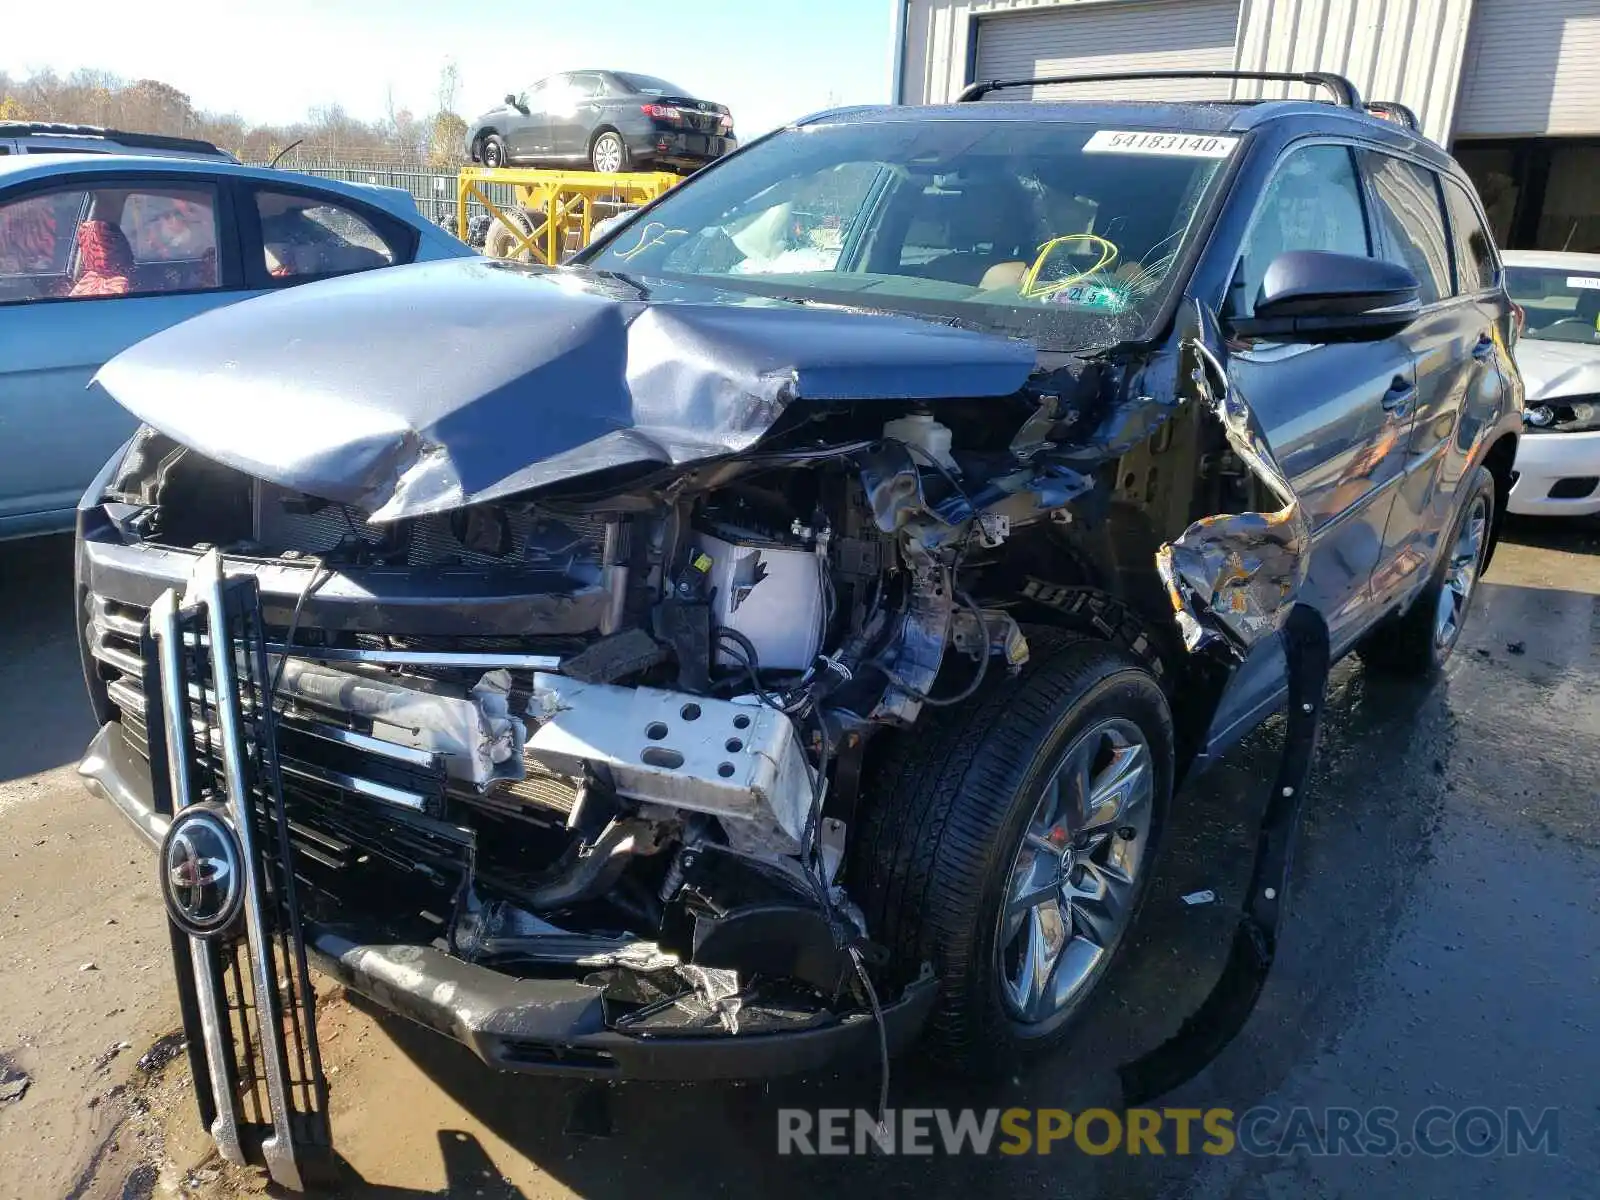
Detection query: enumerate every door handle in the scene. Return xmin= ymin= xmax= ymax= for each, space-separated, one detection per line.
xmin=1472 ymin=334 xmax=1495 ymax=361
xmin=1381 ymin=377 xmax=1416 ymax=417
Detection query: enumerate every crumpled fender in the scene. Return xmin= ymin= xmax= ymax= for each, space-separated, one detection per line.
xmin=1156 ymin=303 xmax=1313 ymax=657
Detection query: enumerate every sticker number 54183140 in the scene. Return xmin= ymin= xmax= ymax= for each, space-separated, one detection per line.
xmin=1083 ymin=130 xmax=1240 ymax=158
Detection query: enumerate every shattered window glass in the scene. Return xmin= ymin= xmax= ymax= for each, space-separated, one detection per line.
xmin=583 ymin=119 xmax=1233 ymax=350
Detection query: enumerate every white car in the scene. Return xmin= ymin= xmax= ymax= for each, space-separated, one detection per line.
xmin=1504 ymin=250 xmax=1600 ymax=515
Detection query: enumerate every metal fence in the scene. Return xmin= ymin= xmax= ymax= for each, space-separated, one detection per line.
xmin=245 ymin=157 xmax=515 ymax=239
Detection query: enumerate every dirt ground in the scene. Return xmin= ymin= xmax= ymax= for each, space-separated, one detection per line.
xmin=1 ymin=517 xmax=1597 ymax=1199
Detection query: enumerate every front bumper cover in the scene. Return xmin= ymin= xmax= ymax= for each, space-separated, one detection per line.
xmin=80 ymin=720 xmax=937 ymax=1080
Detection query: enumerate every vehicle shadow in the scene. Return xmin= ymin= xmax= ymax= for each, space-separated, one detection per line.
xmin=1500 ymin=512 xmax=1600 ymax=555
xmin=0 ymin=533 xmax=97 ymax=783
xmin=326 ymin=649 xmax=1457 ymax=1200
xmin=303 ymin=1131 xmax=531 ymax=1198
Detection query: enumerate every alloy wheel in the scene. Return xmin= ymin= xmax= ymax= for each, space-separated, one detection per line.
xmin=593 ymin=134 xmax=624 ymax=173
xmin=996 ymin=717 xmax=1154 ymax=1025
xmin=1434 ymin=494 xmax=1489 ymax=650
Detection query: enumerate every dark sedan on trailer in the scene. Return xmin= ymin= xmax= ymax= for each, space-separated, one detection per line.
xmin=466 ymin=70 xmax=735 ymax=175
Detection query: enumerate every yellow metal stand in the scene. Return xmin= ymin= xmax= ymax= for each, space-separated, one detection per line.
xmin=457 ymin=167 xmax=682 ymax=264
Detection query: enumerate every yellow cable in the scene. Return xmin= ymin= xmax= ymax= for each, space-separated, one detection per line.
xmin=1019 ymin=234 xmax=1119 ymax=299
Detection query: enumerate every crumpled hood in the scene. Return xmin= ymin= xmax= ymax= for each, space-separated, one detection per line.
xmin=94 ymin=258 xmax=1038 ymax=520
xmin=1514 ymin=337 xmax=1600 ymax=403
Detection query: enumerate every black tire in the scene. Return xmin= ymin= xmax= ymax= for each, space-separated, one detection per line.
xmin=590 ymin=130 xmax=629 ymax=174
xmin=480 ymin=134 xmax=506 ymax=168
xmin=850 ymin=629 xmax=1174 ymax=1075
xmin=1357 ymin=464 xmax=1495 ymax=676
xmin=483 ymin=207 xmax=538 ymax=262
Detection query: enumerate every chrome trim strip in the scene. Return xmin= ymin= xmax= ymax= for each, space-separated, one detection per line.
xmin=194 ymin=550 xmax=303 ymax=1191
xmin=89 ymin=594 xmax=144 ymax=639
xmin=264 ymin=644 xmax=561 ymax=670
xmin=106 ymin=677 xmax=146 ymax=716
xmin=288 ymin=718 xmax=441 ymax=770
xmin=279 ymin=758 xmax=431 ymax=812
xmin=150 ymin=590 xmax=246 ymax=1170
xmin=89 ymin=641 xmax=144 ymax=678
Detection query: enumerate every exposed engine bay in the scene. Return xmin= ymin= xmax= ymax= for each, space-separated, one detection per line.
xmin=85 ymin=360 xmax=1273 ymax=1040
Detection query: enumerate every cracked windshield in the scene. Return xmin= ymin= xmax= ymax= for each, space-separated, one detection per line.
xmin=588 ymin=122 xmax=1233 ymax=349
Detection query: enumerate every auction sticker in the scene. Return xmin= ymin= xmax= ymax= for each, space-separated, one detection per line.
xmin=1084 ymin=130 xmax=1239 ymax=158
xmin=1567 ymin=276 xmax=1600 ymax=291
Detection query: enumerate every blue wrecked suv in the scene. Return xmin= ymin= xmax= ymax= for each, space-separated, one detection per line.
xmin=73 ymin=70 xmax=1520 ymax=1185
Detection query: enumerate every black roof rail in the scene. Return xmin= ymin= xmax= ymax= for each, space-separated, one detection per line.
xmin=0 ymin=120 xmax=229 ymax=157
xmin=1364 ymin=100 xmax=1421 ymax=132
xmin=957 ymin=69 xmax=1363 ymax=108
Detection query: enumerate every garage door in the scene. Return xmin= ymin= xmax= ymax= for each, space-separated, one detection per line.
xmin=973 ymin=0 xmax=1242 ymax=102
xmin=1455 ymin=0 xmax=1600 ymax=137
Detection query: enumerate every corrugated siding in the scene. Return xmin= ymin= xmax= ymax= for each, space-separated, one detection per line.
xmin=1233 ymin=0 xmax=1475 ymax=141
xmin=971 ymin=0 xmax=1242 ymax=101
xmin=902 ymin=0 xmax=1478 ymax=141
xmin=1455 ymin=0 xmax=1600 ymax=136
xmin=903 ymin=0 xmax=1176 ymax=104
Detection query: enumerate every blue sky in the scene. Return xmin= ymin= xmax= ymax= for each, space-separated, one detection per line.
xmin=4 ymin=0 xmax=896 ymax=137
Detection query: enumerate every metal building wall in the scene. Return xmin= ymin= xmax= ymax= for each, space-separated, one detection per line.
xmin=900 ymin=0 xmax=1477 ymax=142
xmin=1234 ymin=0 xmax=1476 ymax=141
xmin=899 ymin=0 xmax=1140 ymax=106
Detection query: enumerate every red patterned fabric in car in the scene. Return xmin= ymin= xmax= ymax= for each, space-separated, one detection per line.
xmin=69 ymin=220 xmax=136 ymax=297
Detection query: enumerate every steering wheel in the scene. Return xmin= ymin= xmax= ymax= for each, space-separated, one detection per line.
xmin=1545 ymin=316 xmax=1597 ymax=329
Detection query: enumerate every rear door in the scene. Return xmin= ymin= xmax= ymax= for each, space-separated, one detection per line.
xmin=1363 ymin=157 xmax=1507 ymax=602
xmin=241 ymin=184 xmax=416 ymax=284
xmin=0 ymin=173 xmax=245 ymax=535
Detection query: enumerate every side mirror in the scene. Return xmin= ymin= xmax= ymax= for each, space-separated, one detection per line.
xmin=504 ymin=93 xmax=519 ymax=106
xmin=1231 ymin=250 xmax=1421 ymax=342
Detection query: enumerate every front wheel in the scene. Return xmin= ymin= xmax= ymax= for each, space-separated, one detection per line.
xmin=850 ymin=630 xmax=1173 ymax=1074
xmin=1357 ymin=464 xmax=1495 ymax=675
xmin=480 ymin=134 xmax=506 ymax=168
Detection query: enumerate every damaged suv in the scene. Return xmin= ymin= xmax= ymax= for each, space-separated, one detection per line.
xmin=74 ymin=70 xmax=1520 ymax=1184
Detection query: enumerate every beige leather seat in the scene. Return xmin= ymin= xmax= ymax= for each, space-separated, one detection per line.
xmin=978 ymin=260 xmax=1027 ymax=291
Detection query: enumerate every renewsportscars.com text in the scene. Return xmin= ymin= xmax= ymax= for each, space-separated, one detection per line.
xmin=777 ymin=1106 xmax=1560 ymax=1158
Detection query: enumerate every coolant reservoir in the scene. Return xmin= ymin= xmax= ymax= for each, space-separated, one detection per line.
xmin=882 ymin=413 xmax=958 ymax=474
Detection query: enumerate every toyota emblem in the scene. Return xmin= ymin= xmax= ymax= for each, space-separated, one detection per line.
xmin=159 ymin=805 xmax=245 ymax=939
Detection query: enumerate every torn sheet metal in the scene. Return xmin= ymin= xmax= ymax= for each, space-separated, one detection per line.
xmin=92 ymin=259 xmax=1037 ymax=521
xmin=1156 ymin=306 xmax=1312 ymax=656
xmin=675 ymin=964 xmax=743 ymax=1034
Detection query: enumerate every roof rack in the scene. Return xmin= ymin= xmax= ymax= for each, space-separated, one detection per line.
xmin=957 ymin=70 xmax=1363 ymax=108
xmin=0 ymin=120 xmax=228 ymax=157
xmin=1364 ymin=100 xmax=1421 ymax=132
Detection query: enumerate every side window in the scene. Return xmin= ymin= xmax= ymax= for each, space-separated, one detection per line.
xmin=0 ymin=183 xmax=220 ymax=303
xmin=1442 ymin=177 xmax=1498 ymax=294
xmin=568 ymin=72 xmax=605 ymax=99
xmin=0 ymin=188 xmax=87 ymax=294
xmin=1232 ymin=145 xmax=1371 ymax=316
xmin=254 ymin=190 xmax=401 ymax=281
xmin=122 ymin=188 xmax=218 ymax=266
xmin=1359 ymin=151 xmax=1451 ymax=305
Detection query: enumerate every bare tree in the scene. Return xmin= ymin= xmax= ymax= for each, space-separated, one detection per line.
xmin=0 ymin=67 xmax=429 ymax=164
xmin=437 ymin=61 xmax=462 ymax=117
